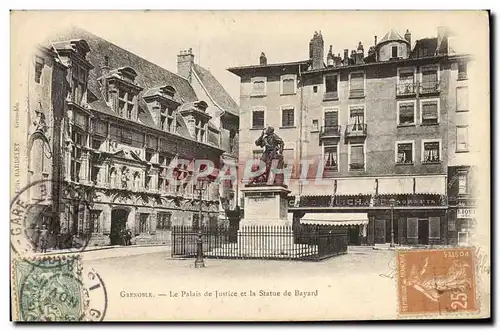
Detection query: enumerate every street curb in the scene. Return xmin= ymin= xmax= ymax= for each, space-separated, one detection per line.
xmin=38 ymin=244 xmax=171 ymax=256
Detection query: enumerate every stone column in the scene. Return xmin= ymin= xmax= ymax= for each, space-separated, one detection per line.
xmin=79 ymin=152 xmax=90 ymax=184
xmin=65 ymin=143 xmax=73 ymax=181
xmin=134 ymin=208 xmax=140 ymax=236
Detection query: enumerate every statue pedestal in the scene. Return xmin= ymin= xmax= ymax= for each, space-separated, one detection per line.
xmin=238 ymin=185 xmax=294 ymax=256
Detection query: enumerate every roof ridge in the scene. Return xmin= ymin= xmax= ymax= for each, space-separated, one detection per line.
xmin=66 ymin=26 xmax=191 ymax=84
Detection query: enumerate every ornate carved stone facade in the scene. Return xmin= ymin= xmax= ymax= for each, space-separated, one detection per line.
xmin=25 ymin=28 xmax=239 ymax=247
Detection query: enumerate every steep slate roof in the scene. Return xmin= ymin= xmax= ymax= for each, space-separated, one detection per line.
xmin=378 ymin=29 xmax=409 ymax=45
xmin=192 ymin=64 xmax=239 ymax=116
xmin=47 ymin=26 xmax=198 ymax=139
xmin=411 ymin=38 xmax=438 ymax=57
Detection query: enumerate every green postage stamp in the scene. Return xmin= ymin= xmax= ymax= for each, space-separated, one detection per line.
xmin=12 ymin=255 xmax=85 ymax=322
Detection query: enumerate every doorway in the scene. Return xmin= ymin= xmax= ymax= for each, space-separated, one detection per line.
xmin=418 ymin=218 xmax=429 ymax=245
xmin=348 ymin=226 xmax=360 ymax=245
xmin=374 ymin=219 xmax=386 ymax=244
xmin=110 ymin=208 xmax=129 ymax=245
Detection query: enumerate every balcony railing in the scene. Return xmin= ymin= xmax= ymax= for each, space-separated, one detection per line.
xmin=319 ymin=125 xmax=341 ymax=138
xmin=323 ymin=91 xmax=339 ymax=101
xmin=419 ymin=81 xmax=440 ymax=95
xmin=345 ymin=123 xmax=367 ymax=138
xmin=396 ymin=82 xmax=418 ymax=97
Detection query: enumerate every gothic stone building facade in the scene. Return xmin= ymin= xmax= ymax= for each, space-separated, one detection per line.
xmin=229 ymin=27 xmax=474 ymax=246
xmin=25 ymin=28 xmax=239 ymax=247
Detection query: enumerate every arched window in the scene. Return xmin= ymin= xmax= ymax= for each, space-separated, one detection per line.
xmin=109 ymin=167 xmax=117 ymax=188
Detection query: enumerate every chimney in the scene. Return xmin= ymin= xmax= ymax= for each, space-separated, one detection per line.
xmin=350 ymin=50 xmax=356 ymax=63
xmin=404 ymin=29 xmax=412 ymax=46
xmin=260 ymin=52 xmax=267 ymax=66
xmin=177 ymin=48 xmax=195 ymax=83
xmin=327 ymin=45 xmax=334 ymax=67
xmin=101 ymin=53 xmax=111 ymax=101
xmin=374 ymin=35 xmax=378 ymax=46
xmin=335 ymin=53 xmax=342 ymax=67
xmin=343 ymin=49 xmax=349 ymax=65
xmin=357 ymin=41 xmax=364 ymax=54
xmin=310 ymin=31 xmax=324 ymax=70
xmin=437 ymin=26 xmax=449 ymax=55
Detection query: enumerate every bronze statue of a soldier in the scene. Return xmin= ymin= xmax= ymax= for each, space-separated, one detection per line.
xmin=249 ymin=126 xmax=285 ymax=185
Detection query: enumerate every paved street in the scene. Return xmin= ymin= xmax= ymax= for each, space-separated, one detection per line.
xmin=82 ymin=246 xmax=400 ymax=321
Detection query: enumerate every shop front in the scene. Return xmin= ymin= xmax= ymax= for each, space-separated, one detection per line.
xmin=289 ymin=175 xmax=449 ymax=246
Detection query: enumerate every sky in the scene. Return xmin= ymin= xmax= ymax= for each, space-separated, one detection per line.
xmin=11 ymin=11 xmax=485 ymax=105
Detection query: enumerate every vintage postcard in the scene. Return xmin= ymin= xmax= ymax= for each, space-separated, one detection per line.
xmin=10 ymin=10 xmax=490 ymax=321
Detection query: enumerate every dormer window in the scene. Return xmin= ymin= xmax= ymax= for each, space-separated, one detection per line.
xmin=195 ymin=118 xmax=206 ymax=143
xmin=391 ymin=46 xmax=398 ymax=58
xmin=160 ymin=106 xmax=176 ymax=132
xmin=118 ymin=89 xmax=135 ymax=119
xmin=101 ymin=67 xmax=143 ymax=121
xmin=71 ymin=65 xmax=88 ymax=106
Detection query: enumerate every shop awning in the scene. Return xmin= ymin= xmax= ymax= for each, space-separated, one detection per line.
xmin=300 ymin=213 xmax=369 ymax=226
xmin=378 ymin=177 xmax=414 ymax=195
xmin=415 ymin=176 xmax=446 ymax=195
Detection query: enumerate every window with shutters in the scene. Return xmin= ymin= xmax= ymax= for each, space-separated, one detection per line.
xmin=456 ymin=126 xmax=469 ymax=152
xmin=281 ymin=75 xmax=296 ymax=95
xmin=34 ymin=56 xmax=44 ymax=84
xmin=281 ymin=106 xmax=295 ymax=127
xmin=456 ymin=87 xmax=468 ymax=112
xmin=322 ymin=108 xmax=340 ymax=136
xmin=407 ymin=218 xmax=418 ymax=240
xmin=349 ymin=144 xmax=365 ymax=171
xmin=458 ymin=170 xmax=468 ymax=195
xmin=396 ymin=141 xmax=414 ymax=164
xmin=429 ymin=217 xmax=441 ymax=239
xmin=458 ymin=62 xmax=468 ymax=80
xmin=422 ymin=140 xmax=441 ymax=163
xmin=252 ymin=108 xmax=265 ymax=129
xmin=324 ymin=74 xmax=338 ymax=100
xmin=420 ymin=66 xmax=440 ymax=94
xmin=323 ymin=145 xmax=338 ymax=171
xmin=420 ymin=99 xmax=439 ymax=125
xmin=251 ymin=77 xmax=267 ymax=96
xmin=349 ymin=72 xmax=365 ymax=98
xmin=397 ymin=101 xmax=416 ymax=125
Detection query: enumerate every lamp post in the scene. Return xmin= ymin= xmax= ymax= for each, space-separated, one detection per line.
xmin=389 ymin=197 xmax=396 ymax=248
xmin=194 ymin=178 xmax=209 ymax=268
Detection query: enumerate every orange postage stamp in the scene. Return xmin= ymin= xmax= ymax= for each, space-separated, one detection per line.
xmin=397 ymin=248 xmax=478 ymax=316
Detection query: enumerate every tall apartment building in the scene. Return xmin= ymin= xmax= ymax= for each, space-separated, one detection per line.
xmin=229 ymin=28 xmax=473 ymax=246
xmin=23 ymin=27 xmax=239 ymax=247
